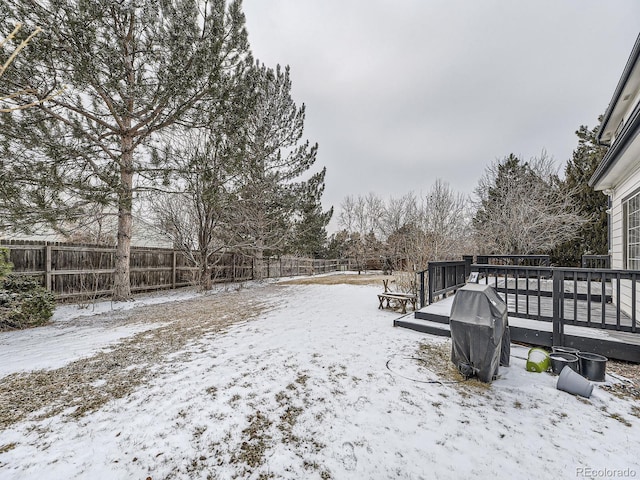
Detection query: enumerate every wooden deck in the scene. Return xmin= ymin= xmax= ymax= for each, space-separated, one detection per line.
xmin=501 ymin=291 xmax=636 ymax=331
xmin=395 ymin=293 xmax=640 ymax=363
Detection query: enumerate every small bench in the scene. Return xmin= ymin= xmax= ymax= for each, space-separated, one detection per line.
xmin=377 ymin=292 xmax=417 ymax=314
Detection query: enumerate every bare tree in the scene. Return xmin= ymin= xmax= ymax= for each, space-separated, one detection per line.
xmin=419 ymin=178 xmax=473 ymax=261
xmin=148 ymin=122 xmax=245 ymax=289
xmin=338 ymin=183 xmax=472 ymax=275
xmin=337 ymin=193 xmax=387 ymax=272
xmin=473 ymin=153 xmax=588 ymax=254
xmin=338 ymin=193 xmax=385 ymax=238
xmin=379 ymin=192 xmax=419 ymax=239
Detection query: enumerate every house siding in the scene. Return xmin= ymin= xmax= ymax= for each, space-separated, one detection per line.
xmin=592 ymin=34 xmax=640 ymax=322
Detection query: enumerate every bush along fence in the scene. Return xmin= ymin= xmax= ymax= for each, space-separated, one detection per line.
xmin=0 ymin=240 xmax=348 ymax=300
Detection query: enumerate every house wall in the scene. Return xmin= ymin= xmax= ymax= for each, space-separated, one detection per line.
xmin=610 ymin=162 xmax=640 ymax=317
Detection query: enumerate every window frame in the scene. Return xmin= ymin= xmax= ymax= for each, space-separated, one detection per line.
xmin=623 ymin=186 xmax=640 ymax=270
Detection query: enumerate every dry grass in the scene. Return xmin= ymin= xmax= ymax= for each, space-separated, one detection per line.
xmin=600 ymin=362 xmax=640 ymax=402
xmin=278 ymin=271 xmax=420 ymax=291
xmin=414 ymin=340 xmax=492 ymax=393
xmin=278 ymin=273 xmax=393 ymax=286
xmin=0 ymin=288 xmax=276 ymax=430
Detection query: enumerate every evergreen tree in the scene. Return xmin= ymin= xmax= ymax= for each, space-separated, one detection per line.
xmin=325 ymin=230 xmax=351 ymax=260
xmin=0 ymin=0 xmax=250 ymax=299
xmin=289 ymin=167 xmax=333 ymax=257
xmin=0 ymin=23 xmax=48 ymax=112
xmin=552 ymin=124 xmax=609 ymax=266
xmin=230 ymin=62 xmax=322 ymax=273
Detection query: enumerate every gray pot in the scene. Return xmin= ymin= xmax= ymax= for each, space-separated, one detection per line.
xmin=549 ymin=352 xmax=579 ymax=375
xmin=577 ymin=352 xmax=607 ymax=382
xmin=557 ymin=365 xmax=593 ymax=398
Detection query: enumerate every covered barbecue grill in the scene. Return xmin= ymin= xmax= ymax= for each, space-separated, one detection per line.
xmin=449 ymin=283 xmax=510 ymax=382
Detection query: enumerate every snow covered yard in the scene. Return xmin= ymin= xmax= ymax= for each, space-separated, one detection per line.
xmin=0 ymin=274 xmax=638 ymax=480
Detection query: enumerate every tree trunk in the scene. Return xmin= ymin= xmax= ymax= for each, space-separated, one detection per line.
xmin=113 ymin=142 xmax=134 ymax=301
xmin=200 ymin=249 xmax=213 ymax=290
xmin=254 ymin=239 xmax=265 ymax=280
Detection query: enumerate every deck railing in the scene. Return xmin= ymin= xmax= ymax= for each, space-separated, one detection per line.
xmin=473 ymin=264 xmax=638 ymax=345
xmin=418 ymin=257 xmax=472 ymax=307
xmin=581 ymin=255 xmax=611 ymax=269
xmin=475 ymin=254 xmax=551 ymax=266
xmin=419 ymin=255 xmax=549 ymax=308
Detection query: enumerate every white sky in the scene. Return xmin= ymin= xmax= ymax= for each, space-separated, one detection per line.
xmin=243 ymin=1 xmax=640 ymax=229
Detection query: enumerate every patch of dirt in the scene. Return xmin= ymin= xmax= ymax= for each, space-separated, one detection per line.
xmin=0 ymin=287 xmax=276 ymax=430
xmin=415 ymin=340 xmax=491 ymax=394
xmin=600 ymin=359 xmax=640 ymax=402
xmin=233 ymin=410 xmax=273 ymax=469
xmin=607 ymin=359 xmax=640 ymax=383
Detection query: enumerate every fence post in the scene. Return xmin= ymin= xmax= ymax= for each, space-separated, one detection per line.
xmin=231 ymin=253 xmax=236 ymax=281
xmin=552 ymin=268 xmax=564 ymax=346
xmin=172 ymin=251 xmax=177 ymax=289
xmin=45 ymin=244 xmax=52 ymax=291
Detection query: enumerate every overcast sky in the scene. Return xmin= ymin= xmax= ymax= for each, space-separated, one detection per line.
xmin=243 ymin=1 xmax=640 ymax=230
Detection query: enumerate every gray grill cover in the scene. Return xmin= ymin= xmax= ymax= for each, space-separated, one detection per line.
xmin=449 ymin=283 xmax=510 ymax=382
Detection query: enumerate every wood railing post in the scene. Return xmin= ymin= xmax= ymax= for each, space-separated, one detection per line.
xmin=463 ymin=255 xmax=473 ymax=278
xmin=419 ymin=270 xmax=426 ymax=308
xmin=552 ymin=268 xmax=564 ymax=346
xmin=44 ymin=244 xmax=52 ymax=291
xmin=427 ymin=262 xmax=435 ymax=305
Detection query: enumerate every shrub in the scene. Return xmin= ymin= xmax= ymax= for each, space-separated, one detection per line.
xmin=0 ymin=247 xmax=12 ymax=281
xmin=0 ymin=274 xmax=55 ymax=330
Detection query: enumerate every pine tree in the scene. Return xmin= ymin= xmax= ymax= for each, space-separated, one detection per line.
xmin=230 ymin=62 xmax=321 ymax=272
xmin=0 ymin=0 xmax=250 ymax=299
xmin=325 ymin=230 xmax=351 ymax=260
xmin=552 ymin=124 xmax=609 ymax=266
xmin=289 ymin=167 xmax=333 ymax=257
xmin=0 ymin=23 xmax=49 ymax=112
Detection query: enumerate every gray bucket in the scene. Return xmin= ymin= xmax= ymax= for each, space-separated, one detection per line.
xmin=578 ymin=352 xmax=607 ymax=382
xmin=557 ymin=365 xmax=593 ymax=398
xmin=549 ymin=352 xmax=579 ymax=375
xmin=552 ymin=346 xmax=580 ymax=355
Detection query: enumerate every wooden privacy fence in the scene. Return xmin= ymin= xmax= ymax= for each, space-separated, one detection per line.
xmin=0 ymin=240 xmax=346 ymax=300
